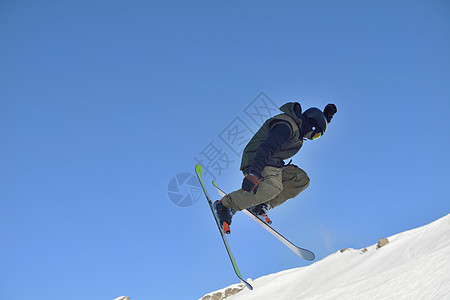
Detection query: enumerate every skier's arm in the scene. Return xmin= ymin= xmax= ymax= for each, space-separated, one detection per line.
xmin=242 ymin=123 xmax=291 ymax=193
xmin=248 ymin=123 xmax=291 ymax=178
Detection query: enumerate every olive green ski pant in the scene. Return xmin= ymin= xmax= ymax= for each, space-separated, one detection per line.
xmin=221 ymin=164 xmax=310 ymax=212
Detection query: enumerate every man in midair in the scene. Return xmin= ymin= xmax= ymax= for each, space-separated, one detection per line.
xmin=214 ymin=102 xmax=337 ymax=234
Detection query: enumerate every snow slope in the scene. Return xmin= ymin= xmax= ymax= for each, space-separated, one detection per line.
xmin=200 ymin=214 xmax=450 ymax=300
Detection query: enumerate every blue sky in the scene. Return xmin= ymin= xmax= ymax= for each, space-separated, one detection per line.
xmin=1 ymin=1 xmax=449 ymax=299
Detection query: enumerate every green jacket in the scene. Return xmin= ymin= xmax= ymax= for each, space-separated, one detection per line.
xmin=240 ymin=102 xmax=304 ymax=174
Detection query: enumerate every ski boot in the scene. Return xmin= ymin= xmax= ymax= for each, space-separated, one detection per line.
xmin=248 ymin=203 xmax=272 ymax=224
xmin=213 ymin=200 xmax=235 ymax=234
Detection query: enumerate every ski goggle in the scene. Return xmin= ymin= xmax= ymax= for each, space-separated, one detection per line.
xmin=304 ymin=127 xmax=323 ymax=140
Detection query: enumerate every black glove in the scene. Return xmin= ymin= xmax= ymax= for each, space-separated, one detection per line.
xmin=242 ymin=173 xmax=260 ymax=194
xmin=323 ymin=104 xmax=337 ymax=123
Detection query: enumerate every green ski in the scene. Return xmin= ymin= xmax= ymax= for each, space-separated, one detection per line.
xmin=195 ymin=164 xmax=253 ymax=290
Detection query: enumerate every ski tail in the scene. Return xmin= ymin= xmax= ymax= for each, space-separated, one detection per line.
xmin=212 ymin=180 xmax=315 ymax=261
xmin=195 ymin=165 xmax=253 ymax=290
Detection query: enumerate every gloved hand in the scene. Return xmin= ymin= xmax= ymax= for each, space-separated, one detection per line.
xmin=242 ymin=173 xmax=260 ymax=194
xmin=323 ymin=104 xmax=337 ymax=123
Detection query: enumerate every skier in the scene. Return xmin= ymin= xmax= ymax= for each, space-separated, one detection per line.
xmin=214 ymin=102 xmax=337 ymax=234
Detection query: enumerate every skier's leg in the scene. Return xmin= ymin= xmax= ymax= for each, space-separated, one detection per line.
xmin=221 ymin=166 xmax=283 ymax=212
xmin=267 ymin=164 xmax=310 ymax=209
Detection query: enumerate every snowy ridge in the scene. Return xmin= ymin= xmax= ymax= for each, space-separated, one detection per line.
xmin=200 ymin=214 xmax=450 ymax=300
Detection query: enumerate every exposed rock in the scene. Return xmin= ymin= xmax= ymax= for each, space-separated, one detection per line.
xmin=200 ymin=283 xmax=245 ymax=300
xmin=361 ymin=248 xmax=368 ymax=254
xmin=225 ymin=285 xmax=245 ymax=297
xmin=201 ymin=292 xmax=222 ymax=300
xmin=377 ymin=238 xmax=390 ymax=249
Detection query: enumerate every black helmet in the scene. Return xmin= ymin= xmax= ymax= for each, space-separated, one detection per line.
xmin=303 ymin=107 xmax=328 ymax=139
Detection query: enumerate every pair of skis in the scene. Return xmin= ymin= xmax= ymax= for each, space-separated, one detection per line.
xmin=195 ymin=164 xmax=315 ymax=290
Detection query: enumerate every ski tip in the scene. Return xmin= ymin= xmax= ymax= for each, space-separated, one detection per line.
xmin=242 ymin=280 xmax=253 ymax=290
xmin=195 ymin=164 xmax=203 ymax=176
xmin=292 ymin=246 xmax=315 ymax=261
xmin=301 ymin=250 xmax=315 ymax=261
xmin=212 ymin=180 xmax=217 ymax=187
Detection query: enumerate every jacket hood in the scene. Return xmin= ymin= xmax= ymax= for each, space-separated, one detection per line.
xmin=279 ymin=102 xmax=303 ymax=126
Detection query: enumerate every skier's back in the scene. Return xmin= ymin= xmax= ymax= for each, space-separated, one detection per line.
xmin=214 ymin=102 xmax=337 ymax=233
